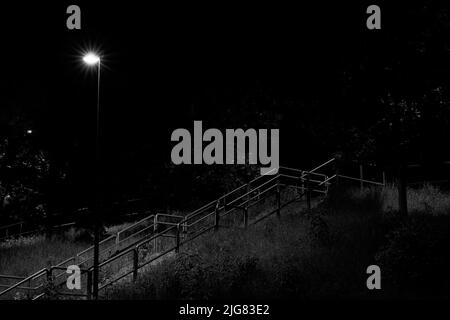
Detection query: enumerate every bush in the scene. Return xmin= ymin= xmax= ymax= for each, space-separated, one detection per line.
xmin=0 ymin=235 xmax=88 ymax=277
xmin=107 ymin=204 xmax=384 ymax=300
xmin=382 ymin=184 xmax=450 ymax=215
xmin=322 ymin=186 xmax=384 ymax=214
xmin=375 ymin=215 xmax=450 ymax=297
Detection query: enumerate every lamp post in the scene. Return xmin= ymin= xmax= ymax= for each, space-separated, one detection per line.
xmin=83 ymin=52 xmax=101 ymax=299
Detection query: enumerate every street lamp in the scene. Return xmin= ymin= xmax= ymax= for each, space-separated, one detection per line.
xmin=83 ymin=52 xmax=101 ymax=300
xmin=83 ymin=53 xmax=100 ymax=65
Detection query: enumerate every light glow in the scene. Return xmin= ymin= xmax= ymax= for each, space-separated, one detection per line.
xmin=83 ymin=53 xmax=100 ymax=65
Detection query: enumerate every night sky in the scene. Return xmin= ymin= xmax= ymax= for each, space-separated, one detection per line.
xmin=1 ymin=2 xmax=373 ymax=150
xmin=2 ymin=1 xmax=448 ymax=209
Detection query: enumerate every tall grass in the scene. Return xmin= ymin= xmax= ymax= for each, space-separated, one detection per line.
xmin=3 ymin=184 xmax=449 ymax=299
xmin=0 ymin=232 xmax=88 ymax=277
xmin=0 ymin=219 xmax=153 ymax=279
xmin=382 ymin=184 xmax=450 ymax=215
xmin=105 ymin=203 xmax=384 ymax=299
xmin=105 ymin=184 xmax=450 ymax=299
xmin=329 ymin=184 xmax=450 ymax=215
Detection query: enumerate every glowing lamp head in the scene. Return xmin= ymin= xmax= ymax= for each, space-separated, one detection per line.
xmin=83 ymin=53 xmax=100 ymax=65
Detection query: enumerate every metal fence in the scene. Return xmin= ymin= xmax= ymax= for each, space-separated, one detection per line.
xmin=0 ymin=163 xmax=333 ymax=300
xmin=1 ymin=158 xmax=387 ymax=300
xmin=94 ymin=166 xmax=331 ymax=299
xmin=0 ymin=211 xmax=159 ymax=299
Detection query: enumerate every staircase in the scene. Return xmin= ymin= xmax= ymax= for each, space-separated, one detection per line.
xmin=0 ymin=158 xmax=385 ymax=300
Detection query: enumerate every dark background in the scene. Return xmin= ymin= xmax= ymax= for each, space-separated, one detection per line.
xmin=1 ymin=1 xmax=449 ymax=223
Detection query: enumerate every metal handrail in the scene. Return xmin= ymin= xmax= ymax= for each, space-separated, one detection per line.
xmin=185 ymin=210 xmax=215 ymax=228
xmin=52 ymin=160 xmax=385 ymax=299
xmin=182 ymin=163 xmax=329 ymax=223
xmin=185 ymin=200 xmax=217 ymax=220
xmin=0 ymin=213 xmax=158 ymax=298
xmin=318 ymin=174 xmax=337 ymax=186
xmin=0 ymin=268 xmax=47 ymax=296
xmin=116 ymin=224 xmax=155 ymax=247
xmin=309 ymin=158 xmax=336 ymax=173
xmin=70 ymin=169 xmax=320 ymax=297
xmin=74 ymin=214 xmax=159 ymax=267
xmin=279 ymin=173 xmax=324 ymax=184
xmin=226 ymin=176 xmax=279 ymax=208
xmin=217 ymin=165 xmax=279 ymax=202
xmin=77 ymin=235 xmax=117 ymax=257
xmin=94 ymin=171 xmax=308 ymax=295
xmin=117 ymin=215 xmax=155 ymax=239
xmin=92 ymin=225 xmax=178 ymax=270
xmin=279 ymin=166 xmax=328 ymax=179
xmin=0 ymin=221 xmax=24 ymax=231
xmin=2 ymin=160 xmax=337 ymax=299
xmin=336 ymin=174 xmax=385 ymax=186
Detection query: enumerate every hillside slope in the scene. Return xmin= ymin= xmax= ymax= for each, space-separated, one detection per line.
xmin=102 ymin=186 xmax=450 ymax=300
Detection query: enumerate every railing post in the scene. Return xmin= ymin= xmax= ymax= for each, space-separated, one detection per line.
xmin=153 ymin=214 xmax=158 ymax=253
xmin=175 ymin=224 xmax=181 ymax=253
xmin=360 ymin=164 xmax=364 ymax=191
xmin=133 ymin=249 xmax=139 ymax=282
xmin=45 ymin=268 xmax=53 ymax=297
xmin=27 ymin=278 xmax=31 ymax=300
xmin=301 ymin=171 xmax=305 ymax=194
xmin=335 ymin=160 xmax=340 ymax=186
xmin=398 ymin=164 xmax=408 ymax=217
xmin=46 ymin=268 xmax=52 ymax=283
xmin=306 ymin=172 xmax=311 ymax=212
xmin=86 ymin=270 xmax=92 ymax=300
xmin=214 ymin=199 xmax=220 ymax=232
xmin=382 ymin=171 xmax=386 ymax=186
xmin=243 ymin=207 xmax=248 ymax=228
xmin=276 ymin=177 xmax=281 ymax=219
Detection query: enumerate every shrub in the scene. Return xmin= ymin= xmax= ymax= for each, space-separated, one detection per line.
xmin=375 ymin=215 xmax=450 ymax=296
xmin=322 ymin=186 xmax=384 ymax=214
xmin=382 ymin=184 xmax=450 ymax=215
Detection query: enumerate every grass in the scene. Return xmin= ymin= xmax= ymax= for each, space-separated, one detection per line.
xmin=327 ymin=184 xmax=450 ymax=216
xmin=104 ymin=206 xmax=382 ymax=299
xmin=382 ymin=184 xmax=450 ymax=215
xmin=0 ymin=232 xmax=88 ymax=277
xmin=104 ymin=184 xmax=450 ymax=300
xmin=0 ymin=217 xmax=155 ymax=279
xmin=2 ymin=184 xmax=450 ymax=299
xmin=106 ymin=223 xmax=134 ymax=235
